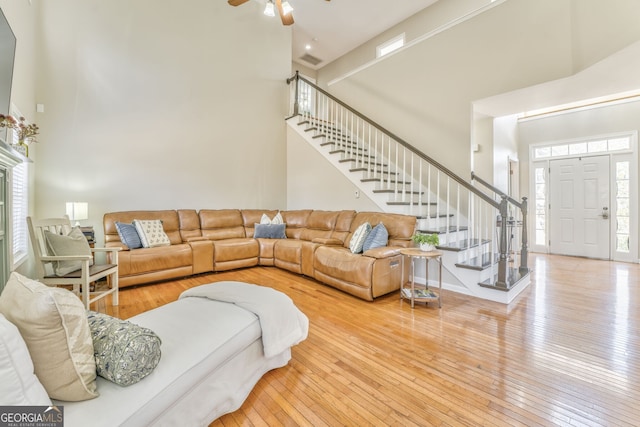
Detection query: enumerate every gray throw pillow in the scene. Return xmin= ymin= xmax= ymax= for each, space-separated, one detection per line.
xmin=254 ymin=223 xmax=287 ymax=239
xmin=362 ymin=222 xmax=389 ymax=252
xmin=115 ymin=222 xmax=143 ymax=249
xmin=44 ymin=226 xmax=93 ymax=276
xmin=87 ymin=311 xmax=162 ymax=387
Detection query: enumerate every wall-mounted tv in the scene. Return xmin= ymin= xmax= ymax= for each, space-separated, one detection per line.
xmin=0 ymin=7 xmax=16 ymax=143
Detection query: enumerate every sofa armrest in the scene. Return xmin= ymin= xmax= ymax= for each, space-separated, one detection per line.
xmin=188 ymin=240 xmax=214 ymax=274
xmin=362 ymin=246 xmax=401 ymax=259
xmin=312 ymin=237 xmax=343 ymax=246
xmin=106 ymin=242 xmax=128 ymax=251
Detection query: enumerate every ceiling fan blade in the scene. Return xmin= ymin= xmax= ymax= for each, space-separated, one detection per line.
xmin=228 ymin=0 xmax=250 ymax=6
xmin=275 ymin=0 xmax=295 ymax=26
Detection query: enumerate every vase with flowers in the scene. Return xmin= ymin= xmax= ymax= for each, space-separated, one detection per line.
xmin=0 ymin=114 xmax=39 ymax=157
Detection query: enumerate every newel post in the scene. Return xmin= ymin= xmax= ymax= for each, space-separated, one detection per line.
xmin=519 ymin=196 xmax=529 ymax=274
xmin=496 ymin=195 xmax=509 ymax=289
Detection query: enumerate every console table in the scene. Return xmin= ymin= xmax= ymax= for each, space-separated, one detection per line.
xmin=399 ymin=248 xmax=442 ymax=308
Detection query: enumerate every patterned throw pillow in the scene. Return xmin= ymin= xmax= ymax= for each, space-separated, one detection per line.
xmin=253 ymin=223 xmax=287 ymax=239
xmin=115 ymin=222 xmax=143 ymax=249
xmin=87 ymin=311 xmax=162 ymax=387
xmin=132 ymin=219 xmax=171 ymax=248
xmin=362 ymin=222 xmax=389 ymax=252
xmin=260 ymin=212 xmax=284 ymax=225
xmin=349 ymin=222 xmax=372 ymax=254
xmin=0 ymin=273 xmax=98 ymax=401
xmin=43 ymin=226 xmax=93 ymax=276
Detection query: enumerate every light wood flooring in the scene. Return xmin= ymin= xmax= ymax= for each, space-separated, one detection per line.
xmin=97 ymin=253 xmax=640 ymax=426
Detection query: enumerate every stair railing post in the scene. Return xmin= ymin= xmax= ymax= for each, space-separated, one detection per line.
xmin=496 ymin=195 xmax=509 ymax=289
xmin=287 ymin=70 xmax=300 ymax=117
xmin=519 ymin=196 xmax=529 ymax=274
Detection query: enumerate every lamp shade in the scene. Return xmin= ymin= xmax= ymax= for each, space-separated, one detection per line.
xmin=264 ymin=1 xmax=275 ymax=16
xmin=66 ymin=202 xmax=88 ymax=222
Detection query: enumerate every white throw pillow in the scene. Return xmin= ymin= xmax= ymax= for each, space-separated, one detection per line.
xmin=44 ymin=226 xmax=93 ymax=276
xmin=0 ymin=273 xmax=98 ymax=401
xmin=260 ymin=212 xmax=283 ymax=225
xmin=0 ymin=313 xmax=51 ymax=405
xmin=133 ymin=219 xmax=171 ymax=248
xmin=349 ymin=222 xmax=372 ymax=254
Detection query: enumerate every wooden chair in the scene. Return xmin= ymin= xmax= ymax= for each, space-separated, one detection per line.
xmin=27 ymin=216 xmax=120 ymax=309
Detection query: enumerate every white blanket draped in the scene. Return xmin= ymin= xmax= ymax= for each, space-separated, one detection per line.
xmin=179 ymin=281 xmax=309 ymax=358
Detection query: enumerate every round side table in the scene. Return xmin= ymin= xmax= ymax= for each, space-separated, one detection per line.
xmin=399 ymin=248 xmax=442 ymax=308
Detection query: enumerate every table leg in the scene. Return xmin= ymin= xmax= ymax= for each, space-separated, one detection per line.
xmin=410 ymin=257 xmax=415 ymax=309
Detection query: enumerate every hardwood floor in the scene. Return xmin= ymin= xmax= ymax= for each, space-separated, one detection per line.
xmin=96 ymin=253 xmax=640 ymax=426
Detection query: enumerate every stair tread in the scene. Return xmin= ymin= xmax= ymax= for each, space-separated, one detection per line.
xmin=437 ymin=238 xmax=490 ymax=252
xmin=416 ymin=226 xmax=469 ymax=234
xmin=373 ymin=189 xmax=424 ymax=195
xmin=479 ymin=268 xmax=530 ymax=291
xmin=351 ymin=167 xmax=398 ymax=174
xmin=326 ymin=146 xmax=367 ymax=153
xmin=340 ymin=159 xmax=389 ymax=167
xmin=361 ymin=178 xmax=411 ymax=185
xmin=455 ymin=253 xmax=498 ymax=271
xmin=387 ymin=201 xmax=438 ymax=206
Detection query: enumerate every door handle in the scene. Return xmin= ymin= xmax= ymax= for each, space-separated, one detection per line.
xmin=600 ymin=207 xmax=609 ymax=219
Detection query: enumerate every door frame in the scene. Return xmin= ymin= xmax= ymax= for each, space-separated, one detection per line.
xmin=529 ymin=132 xmax=638 ymax=263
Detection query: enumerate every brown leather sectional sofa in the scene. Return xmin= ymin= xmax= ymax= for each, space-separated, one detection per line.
xmin=103 ymin=209 xmax=417 ymax=301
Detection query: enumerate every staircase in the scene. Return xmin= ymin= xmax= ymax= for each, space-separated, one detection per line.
xmin=287 ymin=72 xmax=530 ymax=304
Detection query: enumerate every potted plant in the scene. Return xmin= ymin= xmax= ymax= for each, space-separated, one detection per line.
xmin=411 ymin=232 xmax=439 ymax=252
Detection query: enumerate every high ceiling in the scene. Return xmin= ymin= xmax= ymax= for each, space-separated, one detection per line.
xmin=288 ymin=0 xmax=440 ymax=69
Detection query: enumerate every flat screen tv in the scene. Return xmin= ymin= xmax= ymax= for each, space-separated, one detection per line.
xmin=0 ymin=7 xmax=16 ymax=143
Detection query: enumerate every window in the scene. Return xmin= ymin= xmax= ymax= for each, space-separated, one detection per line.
xmin=376 ymin=34 xmax=405 ymax=58
xmin=534 ymin=165 xmax=546 ymax=246
xmin=533 ymin=135 xmax=631 ymax=159
xmin=11 ymin=162 xmax=28 ymax=265
xmin=8 ymin=105 xmax=30 ymax=267
xmin=615 ymin=161 xmax=630 ymax=253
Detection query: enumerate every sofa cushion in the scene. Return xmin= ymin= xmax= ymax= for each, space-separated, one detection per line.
xmin=88 ymin=311 xmax=162 ymax=386
xmin=254 ymin=223 xmax=287 ymax=239
xmin=44 ymin=226 xmax=93 ymax=276
xmin=133 ymin=219 xmax=171 ymax=248
xmin=0 ymin=313 xmax=51 ymax=405
xmin=349 ymin=222 xmax=372 ymax=254
xmin=200 ymin=209 xmax=246 ymax=240
xmin=362 ymin=222 xmax=388 ymax=252
xmin=0 ymin=273 xmax=98 ymax=401
xmin=115 ymin=222 xmax=143 ymax=249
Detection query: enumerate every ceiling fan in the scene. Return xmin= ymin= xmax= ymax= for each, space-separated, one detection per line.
xmin=228 ymin=0 xmax=330 ymax=26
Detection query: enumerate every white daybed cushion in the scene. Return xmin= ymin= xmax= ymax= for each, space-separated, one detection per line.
xmin=56 ymin=297 xmax=290 ymax=427
xmin=0 ymin=314 xmax=51 ymax=405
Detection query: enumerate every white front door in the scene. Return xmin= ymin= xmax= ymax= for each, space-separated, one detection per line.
xmin=549 ymin=156 xmax=610 ymax=259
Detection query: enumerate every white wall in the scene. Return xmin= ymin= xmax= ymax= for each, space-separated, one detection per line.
xmin=286 ymin=125 xmax=379 ymax=211
xmin=518 ymin=99 xmax=640 ymax=195
xmin=316 ymin=0 xmax=576 ymax=183
xmin=311 ymin=0 xmax=640 ymax=200
xmin=31 ymin=0 xmax=291 ymax=242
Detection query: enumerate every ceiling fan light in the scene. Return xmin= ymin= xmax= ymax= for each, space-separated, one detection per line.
xmin=281 ymin=1 xmax=294 ymax=15
xmin=264 ymin=1 xmax=275 ymax=17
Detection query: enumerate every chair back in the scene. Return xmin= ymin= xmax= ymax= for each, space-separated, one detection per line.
xmin=27 ymin=216 xmax=73 ymax=279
